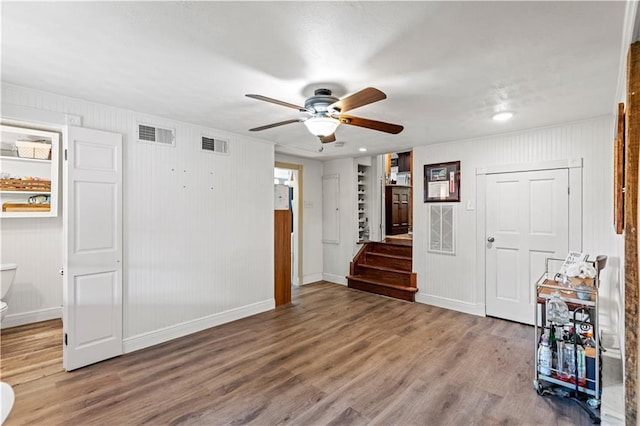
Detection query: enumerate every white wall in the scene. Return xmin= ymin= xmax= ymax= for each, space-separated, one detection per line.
xmin=1 ymin=217 xmax=63 ymax=326
xmin=413 ymin=116 xmax=624 ymax=333
xmin=274 ymin=153 xmax=324 ymax=284
xmin=1 ymin=83 xmax=276 ymax=351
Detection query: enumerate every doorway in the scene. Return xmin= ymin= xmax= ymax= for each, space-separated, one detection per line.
xmin=382 ymin=151 xmax=412 ymax=242
xmin=274 ymin=162 xmax=303 ymax=289
xmin=484 ymin=167 xmax=571 ymax=324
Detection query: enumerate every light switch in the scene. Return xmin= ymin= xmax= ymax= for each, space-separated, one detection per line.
xmin=304 ymin=200 xmax=313 ymax=208
xmin=466 ymin=200 xmax=475 ymax=211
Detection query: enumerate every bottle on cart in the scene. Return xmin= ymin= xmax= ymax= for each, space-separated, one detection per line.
xmin=548 ymin=326 xmax=557 ymax=369
xmin=577 ymin=345 xmax=586 ymax=385
xmin=538 ymin=331 xmax=552 ymax=376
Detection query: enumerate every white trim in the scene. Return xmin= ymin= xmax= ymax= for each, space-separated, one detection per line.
xmin=476 ymin=174 xmax=487 ymax=310
xmin=476 ymin=158 xmax=582 ymax=175
xmin=303 ymin=273 xmax=324 ymax=284
xmin=1 ymin=103 xmax=69 ymax=127
xmin=1 ymin=306 xmax=61 ymax=328
xmin=123 ymin=299 xmax=274 ymax=354
xmin=415 ymin=293 xmax=485 ymax=317
xmin=323 ymin=273 xmax=347 ymax=285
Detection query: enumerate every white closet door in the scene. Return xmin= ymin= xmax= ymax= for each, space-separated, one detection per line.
xmin=485 ymin=168 xmax=569 ymax=324
xmin=322 ymin=174 xmax=340 ymax=244
xmin=63 ymin=126 xmax=123 ymax=371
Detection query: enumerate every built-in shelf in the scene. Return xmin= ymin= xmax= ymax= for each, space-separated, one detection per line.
xmin=0 ymin=155 xmax=51 ymax=164
xmin=1 ymin=124 xmax=59 ymax=218
xmin=357 ymin=164 xmax=370 ymax=242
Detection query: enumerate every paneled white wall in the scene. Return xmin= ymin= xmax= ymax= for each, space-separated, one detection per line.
xmin=1 ymin=217 xmax=63 ymax=326
xmin=274 ymin=153 xmax=324 ymax=284
xmin=413 ymin=116 xmax=624 ymax=333
xmin=1 ymin=83 xmax=275 ymax=348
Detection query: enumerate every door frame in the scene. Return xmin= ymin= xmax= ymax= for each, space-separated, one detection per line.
xmin=275 ymin=161 xmax=303 ymax=287
xmin=476 ymin=158 xmax=583 ymax=316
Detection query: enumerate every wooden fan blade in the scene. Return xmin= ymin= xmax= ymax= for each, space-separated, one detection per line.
xmin=329 ymin=87 xmax=386 ymax=113
xmin=249 ymin=119 xmax=302 ymax=132
xmin=338 ymin=115 xmax=404 ymax=134
xmin=319 ymin=133 xmax=336 ymax=144
xmin=246 ymin=94 xmax=306 ymax=111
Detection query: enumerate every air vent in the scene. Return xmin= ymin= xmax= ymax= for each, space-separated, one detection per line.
xmin=137 ymin=123 xmax=175 ymax=146
xmin=201 ymin=135 xmax=229 ymax=155
xmin=429 ymin=204 xmax=455 ymax=255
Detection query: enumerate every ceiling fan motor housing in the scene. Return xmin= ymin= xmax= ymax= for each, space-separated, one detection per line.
xmin=305 ymin=88 xmax=340 ymax=115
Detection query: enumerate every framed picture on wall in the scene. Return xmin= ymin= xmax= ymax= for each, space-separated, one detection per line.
xmin=424 ymin=161 xmax=460 ymax=202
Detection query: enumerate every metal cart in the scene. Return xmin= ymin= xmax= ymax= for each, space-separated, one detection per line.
xmin=532 ymin=256 xmax=606 ymax=424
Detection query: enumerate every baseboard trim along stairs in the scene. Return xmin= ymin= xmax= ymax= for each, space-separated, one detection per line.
xmin=347 ymin=241 xmax=417 ymax=301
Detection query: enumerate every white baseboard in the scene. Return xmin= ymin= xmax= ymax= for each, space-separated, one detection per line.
xmin=323 ymin=273 xmax=347 ymax=285
xmin=303 ymin=273 xmax=324 ymax=284
xmin=415 ymin=293 xmax=485 ymax=317
xmin=1 ymin=306 xmax=61 ymax=328
xmin=123 ymin=299 xmax=275 ymax=354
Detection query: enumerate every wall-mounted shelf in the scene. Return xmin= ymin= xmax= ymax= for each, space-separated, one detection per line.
xmin=1 ymin=125 xmax=59 ymax=218
xmin=357 ymin=164 xmax=370 ymax=242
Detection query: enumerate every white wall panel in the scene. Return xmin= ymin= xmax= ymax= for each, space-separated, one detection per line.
xmin=1 ymin=83 xmax=275 ymax=342
xmin=413 ymin=116 xmax=624 ymax=332
xmin=0 ymin=217 xmax=63 ymax=325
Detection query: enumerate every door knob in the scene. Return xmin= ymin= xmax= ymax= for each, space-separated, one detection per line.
xmin=487 ymin=237 xmax=495 ymax=243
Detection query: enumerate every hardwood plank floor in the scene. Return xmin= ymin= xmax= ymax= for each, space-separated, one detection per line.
xmin=1 ymin=282 xmax=594 ymax=425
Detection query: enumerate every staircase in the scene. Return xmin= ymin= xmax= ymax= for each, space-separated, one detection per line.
xmin=347 ymin=241 xmax=417 ymax=301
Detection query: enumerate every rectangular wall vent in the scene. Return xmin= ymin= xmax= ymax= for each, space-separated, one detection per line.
xmin=201 ymin=135 xmax=229 ymax=155
xmin=429 ymin=204 xmax=455 ymax=255
xmin=137 ymin=123 xmax=175 ymax=146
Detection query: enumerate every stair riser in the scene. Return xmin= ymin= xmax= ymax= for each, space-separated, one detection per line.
xmin=364 ymin=253 xmax=412 ymax=271
xmin=368 ymin=243 xmax=412 ymax=257
xmin=348 ymin=280 xmax=416 ymax=302
xmin=354 ymin=267 xmax=413 ymax=286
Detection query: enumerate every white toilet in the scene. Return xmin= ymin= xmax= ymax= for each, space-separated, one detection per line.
xmin=0 ymin=263 xmax=17 ymax=323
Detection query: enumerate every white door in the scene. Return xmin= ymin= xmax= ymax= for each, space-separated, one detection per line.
xmin=486 ymin=169 xmax=569 ymax=324
xmin=63 ymin=126 xmax=123 ymax=371
xmin=322 ymin=174 xmax=339 ymax=244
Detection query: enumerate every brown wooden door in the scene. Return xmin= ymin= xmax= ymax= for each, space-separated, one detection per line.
xmin=386 ymin=186 xmax=410 ymax=235
xmin=274 ymin=209 xmax=291 ymax=306
xmin=398 ymin=189 xmax=409 ymax=227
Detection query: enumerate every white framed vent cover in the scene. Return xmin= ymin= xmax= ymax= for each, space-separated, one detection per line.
xmin=201 ymin=135 xmax=229 ymax=155
xmin=429 ymin=204 xmax=455 ymax=255
xmin=137 ymin=122 xmax=176 ymax=146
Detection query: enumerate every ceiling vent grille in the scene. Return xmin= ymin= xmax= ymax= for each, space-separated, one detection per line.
xmin=137 ymin=123 xmax=175 ymax=146
xmin=201 ymin=135 xmax=229 ymax=155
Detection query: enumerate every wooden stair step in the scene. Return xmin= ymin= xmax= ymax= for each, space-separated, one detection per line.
xmin=364 ymin=252 xmax=412 ymax=271
xmin=368 ymin=242 xmax=412 ymax=257
xmin=366 ymin=252 xmax=411 ymax=261
xmin=355 ymin=264 xmax=413 ymax=284
xmin=347 ymin=275 xmax=418 ymax=302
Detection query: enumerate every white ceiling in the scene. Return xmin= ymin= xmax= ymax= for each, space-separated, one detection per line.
xmin=1 ymin=1 xmax=628 ymax=160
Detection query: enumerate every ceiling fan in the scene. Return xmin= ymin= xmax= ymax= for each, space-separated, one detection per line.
xmin=246 ymin=87 xmax=404 ymax=143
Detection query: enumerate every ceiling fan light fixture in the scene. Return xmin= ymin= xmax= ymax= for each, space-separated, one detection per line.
xmin=304 ymin=116 xmax=340 ymax=137
xmin=492 ymin=111 xmax=514 ymax=122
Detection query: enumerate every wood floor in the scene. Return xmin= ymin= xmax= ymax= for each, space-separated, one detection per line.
xmin=1 ymin=282 xmax=594 ymax=425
